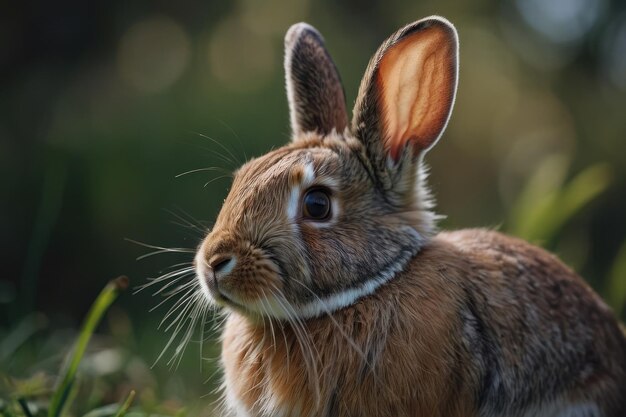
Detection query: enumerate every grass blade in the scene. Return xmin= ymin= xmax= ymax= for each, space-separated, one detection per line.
xmin=113 ymin=390 xmax=135 ymax=417
xmin=17 ymin=398 xmax=34 ymax=417
xmin=48 ymin=276 xmax=129 ymax=417
xmin=607 ymin=240 xmax=626 ymax=318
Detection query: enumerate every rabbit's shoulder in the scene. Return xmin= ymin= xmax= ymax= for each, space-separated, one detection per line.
xmin=421 ymin=229 xmax=626 ymax=416
xmin=430 ymin=228 xmax=612 ymax=326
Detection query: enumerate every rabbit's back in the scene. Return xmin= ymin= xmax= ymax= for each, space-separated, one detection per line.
xmin=435 ymin=229 xmax=626 ymax=417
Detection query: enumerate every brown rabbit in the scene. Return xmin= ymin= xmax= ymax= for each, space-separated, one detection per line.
xmin=194 ymin=16 xmax=626 ymax=417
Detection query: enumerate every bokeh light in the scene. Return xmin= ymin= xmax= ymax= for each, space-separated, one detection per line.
xmin=601 ymin=14 xmax=626 ymax=90
xmin=515 ymin=0 xmax=606 ymax=44
xmin=208 ymin=16 xmax=276 ymax=91
xmin=117 ymin=16 xmax=191 ymax=93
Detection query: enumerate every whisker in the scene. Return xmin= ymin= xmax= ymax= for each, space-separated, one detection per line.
xmin=169 ymin=206 xmax=212 ymax=230
xmin=175 ymin=166 xmax=233 ymax=179
xmin=159 ymin=291 xmax=204 ymax=362
xmin=191 ymin=131 xmax=242 ymax=166
xmin=137 ymin=249 xmax=194 ymax=260
xmin=286 ymin=278 xmax=402 ymax=401
xmin=289 ymin=278 xmax=374 ymax=371
xmin=158 ymin=284 xmax=200 ymax=325
xmin=215 ymin=118 xmax=248 ymax=162
xmin=159 ymin=261 xmax=195 ymax=272
xmin=126 ymin=238 xmax=195 ymax=260
xmin=204 ymin=175 xmax=232 ymax=188
xmin=260 ymin=289 xmax=277 ymax=352
xmin=153 ymin=273 xmax=197 ymax=296
xmin=169 ymin=297 xmax=206 ymax=369
xmin=150 ymin=282 xmax=197 ymax=317
xmin=187 ymin=139 xmax=237 ymax=168
xmin=134 ymin=267 xmax=195 ymax=294
xmin=199 ymin=303 xmax=210 ymax=372
xmin=152 ymin=291 xmax=200 ymax=367
xmin=162 ymin=210 xmax=208 ymax=236
xmin=266 ymin=285 xmax=322 ymax=404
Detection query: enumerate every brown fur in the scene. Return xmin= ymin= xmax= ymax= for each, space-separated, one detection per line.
xmin=193 ymin=16 xmax=626 ymax=417
xmin=218 ymin=231 xmax=626 ymax=417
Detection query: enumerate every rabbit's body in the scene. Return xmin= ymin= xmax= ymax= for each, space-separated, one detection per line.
xmin=220 ymin=229 xmax=626 ymax=417
xmin=194 ymin=16 xmax=626 ymax=417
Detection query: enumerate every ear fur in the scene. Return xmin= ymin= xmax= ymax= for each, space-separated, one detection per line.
xmin=352 ymin=16 xmax=459 ymax=165
xmin=284 ymin=23 xmax=348 ymax=137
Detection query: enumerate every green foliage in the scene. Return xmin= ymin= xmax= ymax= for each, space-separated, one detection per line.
xmin=508 ymin=155 xmax=612 ymax=245
xmin=0 ymin=277 xmax=198 ymax=417
xmin=506 ymin=155 xmax=626 ymax=316
xmin=607 ymin=241 xmax=626 ymax=317
xmin=49 ymin=277 xmax=129 ymax=417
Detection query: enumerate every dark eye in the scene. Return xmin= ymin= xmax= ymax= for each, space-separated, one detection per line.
xmin=302 ymin=189 xmax=331 ymax=220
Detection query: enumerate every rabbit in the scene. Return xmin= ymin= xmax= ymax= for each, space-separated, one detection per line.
xmin=194 ymin=16 xmax=626 ymax=417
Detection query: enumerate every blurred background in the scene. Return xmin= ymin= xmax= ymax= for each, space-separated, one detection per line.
xmin=2 ymin=0 xmax=626 ymax=415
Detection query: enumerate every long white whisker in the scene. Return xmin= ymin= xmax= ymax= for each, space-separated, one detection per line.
xmin=266 ymin=285 xmax=321 ymax=404
xmin=127 ymin=239 xmax=195 ymax=261
xmin=162 ymin=209 xmax=209 ymax=236
xmin=160 ymin=286 xmax=202 ymax=329
xmin=170 ymin=206 xmax=212 ymax=230
xmin=203 ymin=175 xmax=232 ymax=188
xmin=134 ymin=267 xmax=195 ymax=294
xmin=152 ymin=291 xmax=200 ymax=368
xmin=191 ymin=131 xmax=242 ymax=166
xmin=199 ymin=302 xmax=210 ymax=372
xmin=169 ymin=296 xmax=206 ymax=369
xmin=187 ymin=138 xmax=237 ymax=167
xmin=287 ymin=278 xmax=401 ymax=402
xmin=158 ymin=279 xmax=199 ymax=299
xmin=154 ymin=283 xmax=197 ymax=318
xmin=215 ymin=118 xmax=248 ymax=162
xmin=260 ymin=289 xmax=277 ymax=352
xmin=158 ymin=291 xmax=205 ymax=365
xmin=151 ymin=271 xmax=196 ymax=296
xmin=175 ymin=166 xmax=232 ymax=178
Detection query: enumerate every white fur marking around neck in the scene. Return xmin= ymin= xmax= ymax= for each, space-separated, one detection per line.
xmin=240 ymin=228 xmax=423 ymax=320
xmin=294 ymin=252 xmax=414 ymax=319
xmin=278 ymin=227 xmax=423 ymax=319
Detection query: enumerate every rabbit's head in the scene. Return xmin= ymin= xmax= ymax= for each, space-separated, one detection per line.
xmin=196 ymin=17 xmax=458 ymax=320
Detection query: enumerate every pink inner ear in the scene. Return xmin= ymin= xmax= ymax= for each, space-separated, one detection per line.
xmin=377 ymin=23 xmax=457 ymax=162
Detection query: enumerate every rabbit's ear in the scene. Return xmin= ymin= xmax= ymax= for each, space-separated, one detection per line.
xmin=284 ymin=23 xmax=348 ymax=137
xmin=352 ymin=17 xmax=458 ymax=164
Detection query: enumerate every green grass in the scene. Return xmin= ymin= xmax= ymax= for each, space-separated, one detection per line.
xmin=0 ymin=276 xmax=201 ymax=417
xmin=48 ymin=276 xmax=129 ymax=417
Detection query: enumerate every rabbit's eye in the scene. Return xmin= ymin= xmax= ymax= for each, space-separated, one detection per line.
xmin=302 ymin=189 xmax=331 ymax=220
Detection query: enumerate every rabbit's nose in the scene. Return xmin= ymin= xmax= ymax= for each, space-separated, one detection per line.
xmin=209 ymin=254 xmax=237 ymax=278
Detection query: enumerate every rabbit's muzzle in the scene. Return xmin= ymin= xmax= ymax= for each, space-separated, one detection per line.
xmin=196 ymin=234 xmax=284 ymax=312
